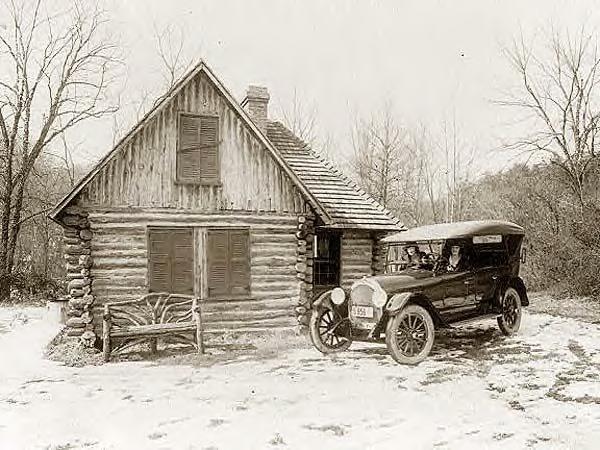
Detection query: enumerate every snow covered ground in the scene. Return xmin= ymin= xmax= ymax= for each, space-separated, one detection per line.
xmin=0 ymin=305 xmax=599 ymax=449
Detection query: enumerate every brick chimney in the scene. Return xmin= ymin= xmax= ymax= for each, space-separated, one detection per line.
xmin=242 ymin=85 xmax=270 ymax=132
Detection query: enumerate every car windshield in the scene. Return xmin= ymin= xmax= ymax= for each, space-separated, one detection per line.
xmin=385 ymin=241 xmax=444 ymax=273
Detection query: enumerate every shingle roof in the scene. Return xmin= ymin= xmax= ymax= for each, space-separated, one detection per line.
xmin=266 ymin=121 xmax=404 ymax=231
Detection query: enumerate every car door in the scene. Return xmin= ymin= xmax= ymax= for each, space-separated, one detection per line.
xmin=438 ymin=271 xmax=477 ymax=316
xmin=474 ymin=267 xmax=497 ymax=303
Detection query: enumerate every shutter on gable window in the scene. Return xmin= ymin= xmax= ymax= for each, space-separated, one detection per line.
xmin=199 ymin=116 xmax=219 ymax=184
xmin=149 ymin=230 xmax=172 ymax=292
xmin=207 ymin=230 xmax=229 ymax=297
xmin=229 ymin=230 xmax=250 ymax=295
xmin=177 ymin=115 xmax=202 ymax=182
xmin=171 ymin=229 xmax=194 ymax=295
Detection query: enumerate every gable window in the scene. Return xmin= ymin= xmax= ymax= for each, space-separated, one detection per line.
xmin=207 ymin=229 xmax=250 ymax=298
xmin=177 ymin=113 xmax=220 ymax=185
xmin=148 ymin=228 xmax=194 ymax=294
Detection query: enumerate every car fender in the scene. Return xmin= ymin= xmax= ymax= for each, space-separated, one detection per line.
xmin=385 ymin=292 xmax=414 ymax=315
xmin=496 ymin=276 xmax=529 ymax=307
xmin=312 ymin=289 xmax=336 ymax=311
xmin=508 ymin=276 xmax=529 ymax=306
xmin=385 ymin=292 xmax=446 ymax=327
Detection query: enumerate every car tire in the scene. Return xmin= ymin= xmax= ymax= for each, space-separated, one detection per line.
xmin=309 ymin=307 xmax=352 ymax=354
xmin=497 ymin=287 xmax=522 ymax=336
xmin=385 ymin=304 xmax=435 ymax=365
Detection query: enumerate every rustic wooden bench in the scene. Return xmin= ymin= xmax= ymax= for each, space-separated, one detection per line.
xmin=102 ymin=292 xmax=204 ymax=362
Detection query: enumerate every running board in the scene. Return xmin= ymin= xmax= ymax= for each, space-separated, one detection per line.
xmin=449 ymin=313 xmax=500 ymax=327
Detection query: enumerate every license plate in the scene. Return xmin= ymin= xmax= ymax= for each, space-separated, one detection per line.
xmin=352 ymin=305 xmax=374 ymax=318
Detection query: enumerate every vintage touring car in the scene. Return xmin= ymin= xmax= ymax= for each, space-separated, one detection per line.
xmin=308 ymin=220 xmax=528 ymax=364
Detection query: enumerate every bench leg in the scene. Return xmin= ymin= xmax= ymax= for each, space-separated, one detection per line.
xmin=150 ymin=338 xmax=158 ymax=354
xmin=102 ymin=309 xmax=111 ymax=362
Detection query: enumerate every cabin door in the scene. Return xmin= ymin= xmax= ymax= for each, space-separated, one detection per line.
xmin=313 ymin=231 xmax=341 ymax=293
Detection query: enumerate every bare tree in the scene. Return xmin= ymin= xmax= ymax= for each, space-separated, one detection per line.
xmin=439 ymin=115 xmax=476 ymax=222
xmin=279 ymin=88 xmax=318 ymax=146
xmin=500 ymin=28 xmax=600 ymax=208
xmin=154 ymin=23 xmax=193 ymax=94
xmin=0 ymin=0 xmax=120 ymax=299
xmin=350 ymin=104 xmax=411 ymax=210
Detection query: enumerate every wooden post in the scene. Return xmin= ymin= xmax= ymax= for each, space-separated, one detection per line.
xmin=102 ymin=304 xmax=111 ymax=362
xmin=150 ymin=338 xmax=158 ymax=354
xmin=193 ymin=297 xmax=204 ymax=355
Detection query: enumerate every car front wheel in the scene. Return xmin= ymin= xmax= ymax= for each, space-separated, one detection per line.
xmin=309 ymin=307 xmax=352 ymax=354
xmin=385 ymin=304 xmax=435 ymax=365
xmin=497 ymin=287 xmax=522 ymax=335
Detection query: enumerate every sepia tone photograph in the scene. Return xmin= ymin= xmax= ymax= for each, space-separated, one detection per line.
xmin=1 ymin=0 xmax=599 ymax=448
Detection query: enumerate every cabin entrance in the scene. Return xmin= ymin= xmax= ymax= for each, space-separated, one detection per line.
xmin=313 ymin=231 xmax=341 ymax=292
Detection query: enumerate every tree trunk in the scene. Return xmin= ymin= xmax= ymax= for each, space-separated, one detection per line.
xmin=0 ymin=186 xmax=13 ymax=301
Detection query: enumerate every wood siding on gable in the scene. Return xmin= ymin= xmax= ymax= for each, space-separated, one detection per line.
xmin=79 ymin=71 xmax=304 ymax=213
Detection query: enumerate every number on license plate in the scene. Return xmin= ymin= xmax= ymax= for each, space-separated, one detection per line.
xmin=352 ymin=305 xmax=374 ymax=318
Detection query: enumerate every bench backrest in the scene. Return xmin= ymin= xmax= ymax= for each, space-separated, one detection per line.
xmin=105 ymin=292 xmax=198 ymax=329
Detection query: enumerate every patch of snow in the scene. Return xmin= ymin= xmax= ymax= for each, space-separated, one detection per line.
xmin=0 ymin=308 xmax=599 ymax=449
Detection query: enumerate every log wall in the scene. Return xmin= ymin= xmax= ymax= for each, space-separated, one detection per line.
xmin=79 ymin=70 xmax=304 ymax=214
xmin=86 ymin=207 xmax=303 ymax=337
xmin=340 ymin=231 xmax=375 ymax=290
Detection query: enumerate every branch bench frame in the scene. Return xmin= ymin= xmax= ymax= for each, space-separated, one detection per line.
xmin=102 ymin=292 xmax=204 ymax=362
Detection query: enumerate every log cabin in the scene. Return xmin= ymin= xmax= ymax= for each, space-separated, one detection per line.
xmin=49 ymin=61 xmax=403 ymax=347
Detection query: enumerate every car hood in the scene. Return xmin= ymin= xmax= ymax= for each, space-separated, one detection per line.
xmin=367 ymin=270 xmax=441 ymax=293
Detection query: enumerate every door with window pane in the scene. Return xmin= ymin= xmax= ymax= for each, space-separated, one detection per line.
xmin=314 ymin=231 xmax=341 ymax=289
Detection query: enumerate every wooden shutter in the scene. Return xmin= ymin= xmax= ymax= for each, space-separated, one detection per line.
xmin=207 ymin=230 xmax=229 ymax=297
xmin=171 ymin=229 xmax=194 ymax=295
xmin=177 ymin=114 xmax=219 ymax=184
xmin=229 ymin=230 xmax=250 ymax=295
xmin=148 ymin=230 xmax=172 ymax=292
xmin=199 ymin=116 xmax=219 ymax=184
xmin=177 ymin=115 xmax=202 ymax=182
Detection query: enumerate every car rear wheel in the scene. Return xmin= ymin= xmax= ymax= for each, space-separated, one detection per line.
xmin=385 ymin=304 xmax=435 ymax=365
xmin=309 ymin=307 xmax=352 ymax=354
xmin=497 ymin=287 xmax=522 ymax=336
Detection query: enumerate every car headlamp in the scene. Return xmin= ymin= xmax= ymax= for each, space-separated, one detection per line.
xmin=372 ymin=287 xmax=387 ymax=308
xmin=331 ymin=287 xmax=345 ymax=305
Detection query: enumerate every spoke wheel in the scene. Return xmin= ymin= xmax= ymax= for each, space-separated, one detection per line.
xmin=309 ymin=308 xmax=352 ymax=354
xmin=385 ymin=304 xmax=434 ymax=365
xmin=497 ymin=287 xmax=522 ymax=336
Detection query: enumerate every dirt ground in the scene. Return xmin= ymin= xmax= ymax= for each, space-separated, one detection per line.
xmin=1 ymin=300 xmax=599 ymax=449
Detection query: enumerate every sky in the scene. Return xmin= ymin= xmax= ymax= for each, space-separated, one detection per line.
xmin=61 ymin=0 xmax=600 ymax=175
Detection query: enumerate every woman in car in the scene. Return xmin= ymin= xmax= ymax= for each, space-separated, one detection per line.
xmin=447 ymin=245 xmax=469 ymax=272
xmin=405 ymin=244 xmax=424 ymax=267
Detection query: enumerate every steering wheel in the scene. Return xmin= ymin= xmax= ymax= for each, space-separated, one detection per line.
xmin=433 ymin=255 xmax=448 ymax=273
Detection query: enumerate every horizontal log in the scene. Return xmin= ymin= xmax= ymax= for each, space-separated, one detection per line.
xmin=251 ymin=245 xmax=296 ymax=256
xmin=201 ymin=308 xmax=293 ymax=323
xmin=92 ymin=249 xmax=147 ymax=258
xmin=88 ymin=209 xmax=298 ymax=223
xmin=251 ymin=255 xmax=297 ymax=265
xmin=251 ymin=281 xmax=300 ymax=293
xmin=250 ymin=264 xmax=295 ymax=275
xmin=202 ymin=316 xmax=296 ymax=331
xmin=252 ymin=291 xmax=300 ymax=302
xmin=110 ymin=322 xmax=197 ymax=338
xmin=90 ymin=222 xmax=298 ymax=232
xmin=250 ymin=274 xmax=298 ymax=284
xmin=92 ymin=267 xmax=146 ymax=276
xmin=92 ymin=258 xmax=147 ymax=269
xmin=63 ymin=237 xmax=81 ymax=246
xmin=199 ymin=297 xmax=295 ymax=312
xmin=250 ymin=234 xmax=296 ymax=244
